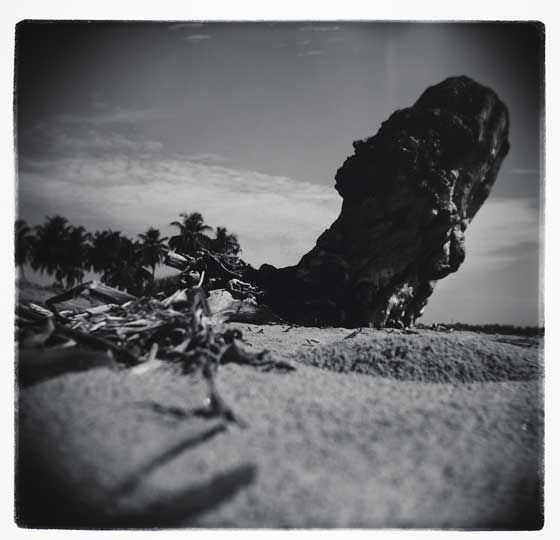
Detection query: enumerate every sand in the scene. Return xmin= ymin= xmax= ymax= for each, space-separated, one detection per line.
xmin=16 ymin=323 xmax=544 ymax=529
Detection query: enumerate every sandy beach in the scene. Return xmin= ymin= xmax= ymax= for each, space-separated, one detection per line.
xmin=16 ymin=323 xmax=543 ymax=529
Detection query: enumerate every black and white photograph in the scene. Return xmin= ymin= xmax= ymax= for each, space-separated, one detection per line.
xmin=12 ymin=17 xmax=545 ymax=530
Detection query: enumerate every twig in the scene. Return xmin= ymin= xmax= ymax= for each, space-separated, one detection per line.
xmin=344 ymin=327 xmax=363 ymax=339
xmin=196 ymin=270 xmax=206 ymax=288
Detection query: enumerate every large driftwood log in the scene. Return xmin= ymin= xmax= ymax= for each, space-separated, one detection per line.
xmin=206 ymin=290 xmax=283 ymax=325
xmin=246 ymin=76 xmax=510 ymax=328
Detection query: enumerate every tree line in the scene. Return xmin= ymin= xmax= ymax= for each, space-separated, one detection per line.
xmin=15 ymin=211 xmax=241 ymax=295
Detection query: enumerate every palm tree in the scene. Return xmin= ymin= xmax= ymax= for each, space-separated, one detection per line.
xmin=212 ymin=226 xmax=241 ymax=257
xmin=87 ymin=230 xmax=123 ymax=277
xmin=138 ymin=227 xmax=168 ymax=278
xmin=103 ymin=237 xmax=151 ymax=295
xmin=169 ymin=212 xmax=212 ymax=256
xmin=30 ymin=215 xmax=70 ymax=286
xmin=62 ymin=225 xmax=91 ymax=288
xmin=15 ymin=219 xmax=34 ymax=280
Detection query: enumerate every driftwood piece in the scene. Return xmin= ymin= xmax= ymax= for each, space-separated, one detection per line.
xmin=206 ymin=290 xmax=283 ymax=325
xmin=16 ymin=304 xmax=53 ymax=325
xmin=46 ymin=280 xmax=136 ymax=318
xmin=27 ymin=303 xmax=54 ymax=318
xmin=164 ymin=249 xmax=242 ymax=281
xmin=249 ymin=76 xmax=510 ymax=328
xmin=17 ymin=304 xmax=140 ymax=365
xmin=164 ymin=251 xmax=195 ymax=271
xmin=161 ymin=288 xmax=189 ymax=308
xmin=199 ymin=250 xmax=241 ymax=281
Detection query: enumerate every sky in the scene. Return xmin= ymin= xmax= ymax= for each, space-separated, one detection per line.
xmin=15 ymin=21 xmax=544 ymax=326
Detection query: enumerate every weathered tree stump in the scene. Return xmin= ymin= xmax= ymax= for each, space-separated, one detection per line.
xmin=246 ymin=76 xmax=510 ymax=328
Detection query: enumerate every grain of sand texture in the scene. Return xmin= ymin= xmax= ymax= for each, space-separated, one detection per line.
xmin=16 ymin=324 xmax=544 ymax=529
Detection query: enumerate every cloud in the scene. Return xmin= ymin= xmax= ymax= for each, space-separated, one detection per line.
xmin=295 ymin=37 xmax=322 ymax=58
xmin=92 ymin=100 xmax=110 ymax=111
xmin=57 ymin=107 xmax=171 ymax=126
xmin=17 ymin=113 xmax=541 ymax=272
xmin=185 ymin=152 xmax=229 ymax=163
xmin=183 ymin=34 xmax=212 ymax=42
xmin=169 ymin=23 xmax=212 ymax=45
xmin=18 ymin=154 xmax=341 ymax=268
xmin=488 ymin=239 xmax=540 ymax=258
xmin=299 ymin=25 xmax=340 ymax=32
xmin=20 ymin=123 xmax=164 ymax=159
xmin=19 ymin=107 xmax=170 ymax=160
xmin=460 ymin=196 xmax=540 ymax=268
xmin=168 ymin=22 xmax=205 ymax=30
xmin=297 ymin=50 xmax=322 ymax=57
xmin=421 ymin=196 xmax=541 ymax=326
xmin=509 ymin=168 xmax=540 ymax=175
xmin=18 ymin=146 xmax=541 ymax=282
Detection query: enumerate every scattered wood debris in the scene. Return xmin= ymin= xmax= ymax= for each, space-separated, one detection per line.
xmin=16 ymin=278 xmax=295 ymax=426
xmin=303 ymin=338 xmax=321 ymax=347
